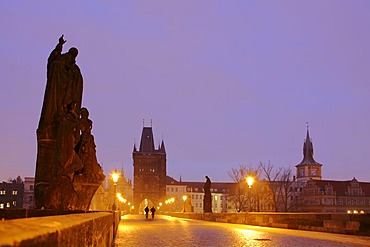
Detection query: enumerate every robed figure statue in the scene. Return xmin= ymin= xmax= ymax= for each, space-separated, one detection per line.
xmin=203 ymin=176 xmax=212 ymax=213
xmin=35 ymin=35 xmax=104 ymax=210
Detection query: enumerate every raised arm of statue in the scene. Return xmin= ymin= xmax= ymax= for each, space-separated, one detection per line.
xmin=47 ymin=35 xmax=66 ymax=68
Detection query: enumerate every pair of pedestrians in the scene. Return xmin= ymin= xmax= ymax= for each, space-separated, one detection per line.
xmin=144 ymin=206 xmax=156 ymax=219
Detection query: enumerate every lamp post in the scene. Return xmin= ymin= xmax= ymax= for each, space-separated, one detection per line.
xmin=182 ymin=195 xmax=187 ymax=212
xmin=246 ymin=176 xmax=254 ymax=212
xmin=112 ymin=169 xmax=119 ymax=211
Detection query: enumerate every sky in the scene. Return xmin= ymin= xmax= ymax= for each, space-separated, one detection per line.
xmin=1 ymin=1 xmax=370 ymax=183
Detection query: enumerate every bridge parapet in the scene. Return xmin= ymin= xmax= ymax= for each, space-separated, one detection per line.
xmin=165 ymin=212 xmax=370 ymax=236
xmin=0 ymin=211 xmax=120 ymax=246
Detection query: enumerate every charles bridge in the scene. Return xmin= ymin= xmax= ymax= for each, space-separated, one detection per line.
xmin=3 ymin=35 xmax=370 ymax=246
xmin=1 ymin=210 xmax=370 ymax=246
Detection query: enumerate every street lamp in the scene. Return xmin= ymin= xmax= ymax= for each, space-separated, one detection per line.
xmin=246 ymin=177 xmax=254 ymax=188
xmin=112 ymin=169 xmax=120 ymax=210
xmin=182 ymin=195 xmax=187 ymax=212
xmin=246 ymin=176 xmax=254 ymax=212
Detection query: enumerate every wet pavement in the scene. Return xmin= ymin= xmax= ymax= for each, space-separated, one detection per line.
xmin=115 ymin=214 xmax=370 ymax=247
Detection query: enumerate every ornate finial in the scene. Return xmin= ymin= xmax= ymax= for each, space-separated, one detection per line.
xmin=143 ymin=119 xmax=145 ymax=127
xmin=162 ymin=132 xmax=164 ymax=140
xmin=150 ymin=119 xmax=153 ymax=127
xmin=306 ymin=122 xmax=309 ymax=130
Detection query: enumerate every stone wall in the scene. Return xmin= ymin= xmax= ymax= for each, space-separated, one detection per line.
xmin=0 ymin=211 xmax=119 ymax=246
xmin=165 ymin=212 xmax=370 ymax=236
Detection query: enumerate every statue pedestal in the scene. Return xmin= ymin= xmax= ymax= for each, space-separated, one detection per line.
xmin=203 ymin=193 xmax=212 ymax=213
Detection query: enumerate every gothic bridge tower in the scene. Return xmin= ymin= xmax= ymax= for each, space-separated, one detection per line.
xmin=296 ymin=127 xmax=323 ymax=184
xmin=133 ymin=126 xmax=166 ymax=211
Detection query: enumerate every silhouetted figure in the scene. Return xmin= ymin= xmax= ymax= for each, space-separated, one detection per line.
xmin=204 ymin=176 xmax=211 ymax=195
xmin=203 ymin=175 xmax=212 ymax=213
xmin=150 ymin=206 xmax=156 ymax=219
xmin=144 ymin=206 xmax=149 ymax=219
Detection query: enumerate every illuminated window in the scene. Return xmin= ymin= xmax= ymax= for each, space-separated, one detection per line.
xmin=12 ymin=201 xmax=16 ymax=206
xmin=6 ymin=202 xmax=10 ymax=208
xmin=0 ymin=190 xmax=5 ymax=195
xmin=0 ymin=204 xmax=3 ymax=209
xmin=12 ymin=190 xmax=17 ymax=195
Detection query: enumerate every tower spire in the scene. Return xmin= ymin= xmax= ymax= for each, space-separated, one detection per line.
xmin=297 ymin=125 xmax=321 ymax=166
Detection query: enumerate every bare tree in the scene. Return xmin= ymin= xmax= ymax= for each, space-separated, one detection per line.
xmin=228 ymin=165 xmax=248 ymax=212
xmin=228 ymin=164 xmax=261 ymax=212
xmin=259 ymin=162 xmax=283 ymax=211
xmin=259 ymin=162 xmax=299 ymax=212
xmin=279 ymin=168 xmax=300 ymax=212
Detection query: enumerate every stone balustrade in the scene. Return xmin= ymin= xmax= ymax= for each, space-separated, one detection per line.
xmin=0 ymin=211 xmax=120 ymax=247
xmin=165 ymin=212 xmax=370 ymax=236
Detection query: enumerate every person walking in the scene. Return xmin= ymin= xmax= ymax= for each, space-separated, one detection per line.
xmin=150 ymin=206 xmax=156 ymax=219
xmin=144 ymin=206 xmax=149 ymax=219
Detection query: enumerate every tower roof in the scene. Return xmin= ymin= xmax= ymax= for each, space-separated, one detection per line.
xmin=139 ymin=127 xmax=155 ymax=153
xmin=297 ymin=128 xmax=322 ymax=167
xmin=160 ymin=140 xmax=166 ymax=153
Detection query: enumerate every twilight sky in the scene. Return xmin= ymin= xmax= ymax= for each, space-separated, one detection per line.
xmin=1 ymin=1 xmax=370 ymax=183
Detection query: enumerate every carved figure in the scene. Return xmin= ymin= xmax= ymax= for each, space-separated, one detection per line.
xmin=39 ymin=35 xmax=83 ymax=133
xmin=35 ymin=36 xmax=104 ymax=210
xmin=75 ymin=107 xmax=105 ymax=183
xmin=203 ymin=176 xmax=212 ymax=213
xmin=204 ymin=176 xmax=211 ymax=194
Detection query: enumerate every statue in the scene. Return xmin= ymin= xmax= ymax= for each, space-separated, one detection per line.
xmin=35 ymin=35 xmax=105 ymax=210
xmin=203 ymin=176 xmax=212 ymax=213
xmin=39 ymin=35 xmax=83 ymax=133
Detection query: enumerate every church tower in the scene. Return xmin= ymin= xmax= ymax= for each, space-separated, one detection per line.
xmin=133 ymin=126 xmax=167 ymax=210
xmin=296 ymin=127 xmax=323 ymax=183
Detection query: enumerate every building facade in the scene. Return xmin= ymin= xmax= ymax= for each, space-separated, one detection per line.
xmin=0 ymin=177 xmax=24 ymax=209
xmin=296 ymin=128 xmax=370 ymax=213
xmin=165 ymin=176 xmax=233 ymax=213
xmin=23 ymin=177 xmax=35 ymax=209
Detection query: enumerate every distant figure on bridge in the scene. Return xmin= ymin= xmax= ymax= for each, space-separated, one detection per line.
xmin=150 ymin=206 xmax=156 ymax=219
xmin=144 ymin=206 xmax=149 ymax=219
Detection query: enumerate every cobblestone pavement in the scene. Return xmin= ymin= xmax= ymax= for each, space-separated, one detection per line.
xmin=115 ymin=215 xmax=370 ymax=247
